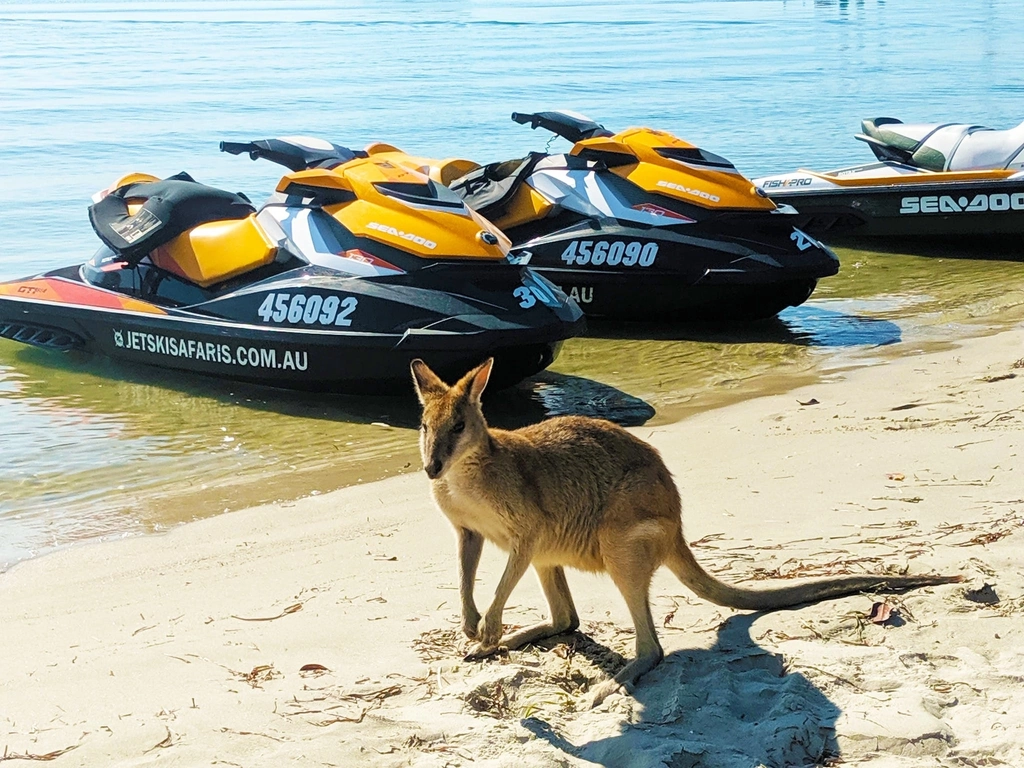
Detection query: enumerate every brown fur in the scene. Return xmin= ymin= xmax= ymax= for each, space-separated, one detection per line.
xmin=411 ymin=358 xmax=962 ymax=706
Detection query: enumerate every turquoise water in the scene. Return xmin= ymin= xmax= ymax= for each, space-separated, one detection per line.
xmin=2 ymin=0 xmax=1024 ymax=569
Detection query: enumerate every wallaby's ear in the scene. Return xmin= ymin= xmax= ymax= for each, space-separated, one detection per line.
xmin=467 ymin=357 xmax=494 ymax=403
xmin=410 ymin=359 xmax=446 ymax=404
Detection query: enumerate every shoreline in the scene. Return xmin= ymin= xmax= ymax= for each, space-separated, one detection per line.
xmin=2 ymin=294 xmax=1016 ymax=576
xmin=3 ymin=324 xmax=1024 ymax=766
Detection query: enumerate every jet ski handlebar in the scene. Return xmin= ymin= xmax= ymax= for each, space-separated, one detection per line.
xmin=219 ymin=138 xmax=365 ymax=172
xmin=511 ymin=111 xmax=614 ymax=144
xmin=219 ymin=140 xmax=262 ymax=159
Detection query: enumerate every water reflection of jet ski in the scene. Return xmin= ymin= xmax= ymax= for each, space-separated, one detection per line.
xmin=0 ymin=137 xmax=584 ymax=393
xmin=754 ymin=118 xmax=1024 ymax=240
xmin=432 ymin=112 xmax=838 ymax=322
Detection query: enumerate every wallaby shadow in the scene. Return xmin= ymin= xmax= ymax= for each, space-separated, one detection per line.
xmin=524 ymin=614 xmax=841 ymax=768
xmin=585 ymin=302 xmax=901 ymax=348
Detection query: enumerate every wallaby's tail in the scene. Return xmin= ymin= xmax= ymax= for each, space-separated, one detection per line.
xmin=667 ymin=537 xmax=962 ymax=611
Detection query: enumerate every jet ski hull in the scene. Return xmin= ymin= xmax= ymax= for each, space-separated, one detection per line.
xmin=0 ymin=265 xmax=584 ymax=393
xmin=510 ymin=221 xmax=838 ymax=322
xmin=756 ymin=167 xmax=1024 ymax=240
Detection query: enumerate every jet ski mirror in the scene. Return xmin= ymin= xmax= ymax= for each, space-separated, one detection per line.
xmin=510 ymin=111 xmax=614 ymax=143
xmin=219 ymin=137 xmax=366 ymax=172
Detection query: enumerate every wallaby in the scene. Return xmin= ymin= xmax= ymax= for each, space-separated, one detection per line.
xmin=411 ymin=358 xmax=962 ymax=706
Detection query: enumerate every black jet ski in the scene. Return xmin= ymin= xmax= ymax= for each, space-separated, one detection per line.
xmin=0 ymin=137 xmax=584 ymax=393
xmin=427 ymin=111 xmax=839 ymax=322
xmin=754 ymin=117 xmax=1024 ymax=240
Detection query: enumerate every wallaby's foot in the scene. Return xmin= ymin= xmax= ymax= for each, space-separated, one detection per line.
xmin=463 ymin=614 xmax=506 ymax=660
xmin=464 ymin=641 xmax=502 ymax=661
xmin=587 ymin=647 xmax=665 ymax=708
xmin=465 ymin=621 xmax=575 ymax=662
xmin=501 ymin=621 xmax=575 ymax=651
xmin=461 ymin=609 xmax=482 ymax=640
xmin=587 ymin=680 xmax=627 ymax=709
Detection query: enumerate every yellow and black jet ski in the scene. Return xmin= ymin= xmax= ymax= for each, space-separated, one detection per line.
xmin=0 ymin=137 xmax=583 ymax=393
xmin=433 ymin=111 xmax=839 ymax=322
xmin=754 ymin=117 xmax=1024 ymax=240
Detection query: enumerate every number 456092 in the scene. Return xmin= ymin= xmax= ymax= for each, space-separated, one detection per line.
xmin=257 ymin=293 xmax=358 ymax=326
xmin=560 ymin=240 xmax=658 ymax=267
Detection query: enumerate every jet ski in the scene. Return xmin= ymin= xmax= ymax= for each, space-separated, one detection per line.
xmin=0 ymin=137 xmax=584 ymax=393
xmin=427 ymin=111 xmax=839 ymax=322
xmin=754 ymin=117 xmax=1024 ymax=240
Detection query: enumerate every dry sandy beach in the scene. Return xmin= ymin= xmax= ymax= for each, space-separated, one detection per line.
xmin=3 ymin=328 xmax=1024 ymax=767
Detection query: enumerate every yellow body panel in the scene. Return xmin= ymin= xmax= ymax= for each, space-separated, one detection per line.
xmin=112 ymin=172 xmax=160 ymax=188
xmin=364 ymin=141 xmax=402 ymax=155
xmin=279 ymin=151 xmax=509 ymax=260
xmin=492 ymin=185 xmax=554 ymax=230
xmin=430 ymin=158 xmax=481 ymax=186
xmin=275 ymin=167 xmax=354 ymax=193
xmin=806 ymin=167 xmax=1018 ymax=187
xmin=150 ymin=215 xmax=277 ymax=288
xmin=574 ymin=127 xmax=775 ymax=211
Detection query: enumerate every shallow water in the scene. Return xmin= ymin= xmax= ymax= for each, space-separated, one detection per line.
xmin=2 ymin=0 xmax=1024 ymax=569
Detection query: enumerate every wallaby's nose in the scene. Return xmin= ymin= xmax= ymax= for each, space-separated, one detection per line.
xmin=425 ymin=459 xmax=443 ymax=479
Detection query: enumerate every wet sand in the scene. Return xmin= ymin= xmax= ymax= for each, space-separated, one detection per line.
xmin=3 ymin=323 xmax=1023 ymax=766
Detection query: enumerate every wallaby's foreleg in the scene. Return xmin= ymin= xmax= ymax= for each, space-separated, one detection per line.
xmin=465 ymin=542 xmax=534 ymax=659
xmin=457 ymin=527 xmax=484 ymax=639
xmin=498 ymin=565 xmax=580 ymax=651
xmin=589 ymin=541 xmax=664 ymax=708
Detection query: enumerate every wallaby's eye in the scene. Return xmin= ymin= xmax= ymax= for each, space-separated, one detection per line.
xmin=452 ymin=421 xmax=465 ymax=434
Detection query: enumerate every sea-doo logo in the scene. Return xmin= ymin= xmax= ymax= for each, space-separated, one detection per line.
xmin=656 ymin=180 xmax=721 ymax=204
xmin=900 ymin=192 xmax=1024 ymax=215
xmin=762 ymin=177 xmax=813 ymax=189
xmin=366 ymin=221 xmax=437 ymax=250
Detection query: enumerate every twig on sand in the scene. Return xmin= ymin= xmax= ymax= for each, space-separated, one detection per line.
xmin=218 ymin=728 xmax=285 ymax=742
xmin=142 ymin=727 xmax=174 ymax=754
xmin=231 ymin=603 xmax=302 ymax=622
xmin=1 ymin=743 xmax=80 ymax=762
xmin=281 ymin=684 xmax=403 ymax=726
xmin=981 ymin=405 xmax=1024 ymax=427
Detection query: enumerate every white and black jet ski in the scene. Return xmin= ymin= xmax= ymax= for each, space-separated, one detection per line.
xmin=754 ymin=117 xmax=1024 ymax=240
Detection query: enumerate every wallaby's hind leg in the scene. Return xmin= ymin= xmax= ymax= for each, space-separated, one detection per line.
xmin=457 ymin=527 xmax=484 ymax=639
xmin=498 ymin=565 xmax=580 ymax=651
xmin=588 ymin=532 xmax=664 ymax=708
xmin=465 ymin=542 xmax=534 ymax=659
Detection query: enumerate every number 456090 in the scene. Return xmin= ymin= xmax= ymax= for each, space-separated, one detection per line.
xmin=560 ymin=240 xmax=658 ymax=267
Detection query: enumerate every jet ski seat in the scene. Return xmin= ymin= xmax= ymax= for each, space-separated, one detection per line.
xmin=149 ymin=215 xmax=277 ymax=288
xmin=89 ymin=173 xmax=278 ymax=287
xmin=858 ymin=117 xmax=1024 ymax=171
xmin=448 ymin=153 xmax=545 ymax=221
xmin=89 ymin=173 xmax=256 ymax=258
xmin=430 ymin=158 xmax=482 ymax=187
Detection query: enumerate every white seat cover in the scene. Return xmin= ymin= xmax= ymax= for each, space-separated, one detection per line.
xmin=948 ymin=121 xmax=1024 ymax=170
